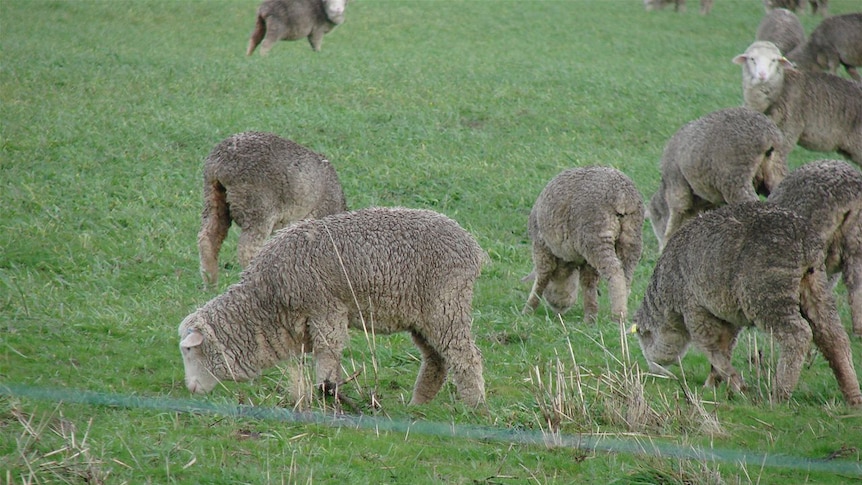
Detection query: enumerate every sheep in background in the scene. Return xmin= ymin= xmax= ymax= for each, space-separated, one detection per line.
xmin=733 ymin=41 xmax=862 ymax=166
xmin=768 ymin=160 xmax=862 ymax=337
xmin=786 ymin=13 xmax=862 ymax=81
xmin=756 ymin=8 xmax=806 ymax=55
xmin=648 ymin=107 xmax=785 ymax=249
xmin=763 ymin=0 xmax=828 ymax=16
xmin=634 ymin=202 xmax=862 ymax=407
xmin=247 ymin=0 xmax=349 ymax=55
xmin=198 ymin=131 xmax=347 ymax=287
xmin=523 ymin=167 xmax=644 ymax=324
xmin=643 ymin=0 xmax=714 ymax=15
xmin=181 ymin=207 xmax=486 ymax=406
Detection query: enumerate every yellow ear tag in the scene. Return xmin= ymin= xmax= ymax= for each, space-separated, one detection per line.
xmin=628 ymin=324 xmax=638 ymax=334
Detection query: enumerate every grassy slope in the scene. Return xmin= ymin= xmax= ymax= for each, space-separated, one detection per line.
xmin=2 ymin=0 xmax=860 ymax=483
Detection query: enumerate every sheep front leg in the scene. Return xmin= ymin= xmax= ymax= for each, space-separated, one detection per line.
xmin=685 ymin=308 xmax=745 ymax=394
xmin=578 ymin=265 xmax=600 ymax=323
xmin=309 ymin=314 xmax=349 ymax=396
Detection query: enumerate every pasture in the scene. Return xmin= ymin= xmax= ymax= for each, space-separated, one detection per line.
xmin=2 ymin=0 xmax=861 ymax=483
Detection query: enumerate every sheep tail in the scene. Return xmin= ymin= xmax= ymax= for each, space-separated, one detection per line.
xmin=246 ymin=13 xmax=266 ymax=56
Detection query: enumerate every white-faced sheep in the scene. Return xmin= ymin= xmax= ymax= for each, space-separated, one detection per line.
xmin=768 ymin=160 xmax=862 ymax=337
xmin=198 ymin=131 xmax=347 ymax=287
xmin=247 ymin=0 xmax=348 ymax=55
xmin=647 ymin=107 xmax=786 ymax=250
xmin=523 ymin=167 xmax=644 ymax=324
xmin=756 ymin=8 xmax=806 ymax=55
xmin=786 ymin=13 xmax=862 ymax=81
xmin=733 ymin=41 xmax=862 ymax=167
xmin=181 ymin=207 xmax=486 ymax=406
xmin=643 ymin=0 xmax=714 ymax=15
xmin=634 ymin=201 xmax=862 ymax=407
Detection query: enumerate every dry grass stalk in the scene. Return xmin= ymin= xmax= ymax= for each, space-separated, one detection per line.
xmin=9 ymin=405 xmax=109 ymax=485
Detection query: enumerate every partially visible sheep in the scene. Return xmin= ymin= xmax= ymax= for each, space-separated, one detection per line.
xmin=763 ymin=0 xmax=828 ymax=16
xmin=634 ymin=201 xmax=862 ymax=407
xmin=198 ymin=131 xmax=347 ymax=287
xmin=643 ymin=0 xmax=714 ymax=15
xmin=786 ymin=13 xmax=862 ymax=81
xmin=523 ymin=167 xmax=644 ymax=324
xmin=648 ymin=107 xmax=785 ymax=249
xmin=768 ymin=160 xmax=862 ymax=337
xmin=756 ymin=8 xmax=806 ymax=55
xmin=246 ymin=0 xmax=348 ymax=55
xmin=181 ymin=207 xmax=486 ymax=407
xmin=733 ymin=41 xmax=862 ymax=166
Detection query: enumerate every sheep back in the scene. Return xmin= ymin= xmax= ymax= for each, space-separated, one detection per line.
xmin=653 ymin=107 xmax=785 ymax=248
xmin=634 ymin=201 xmax=862 ymax=406
xmin=198 ymin=131 xmax=347 ymax=287
xmin=182 ymin=207 xmax=486 ymax=406
xmin=756 ymin=8 xmax=805 ymax=55
xmin=768 ymin=159 xmax=862 ymax=336
xmin=524 ymin=166 xmax=644 ymax=323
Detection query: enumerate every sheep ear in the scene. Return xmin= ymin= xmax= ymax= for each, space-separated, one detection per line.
xmin=181 ymin=331 xmax=204 ymax=348
xmin=731 ymin=54 xmax=747 ymax=65
xmin=779 ymin=56 xmax=795 ymax=70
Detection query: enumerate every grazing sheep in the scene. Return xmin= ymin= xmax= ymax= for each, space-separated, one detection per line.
xmin=763 ymin=0 xmax=828 ymax=16
xmin=634 ymin=202 xmax=862 ymax=407
xmin=786 ymin=13 xmax=862 ymax=81
xmin=247 ymin=0 xmax=348 ymax=55
xmin=648 ymin=107 xmax=785 ymax=249
xmin=756 ymin=8 xmax=806 ymax=55
xmin=643 ymin=0 xmax=714 ymax=15
xmin=733 ymin=41 xmax=862 ymax=166
xmin=181 ymin=207 xmax=486 ymax=406
xmin=768 ymin=160 xmax=862 ymax=337
xmin=523 ymin=167 xmax=644 ymax=324
xmin=198 ymin=131 xmax=347 ymax=287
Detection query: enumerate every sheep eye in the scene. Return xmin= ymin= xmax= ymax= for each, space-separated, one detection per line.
xmin=765 ymin=147 xmax=774 ymax=157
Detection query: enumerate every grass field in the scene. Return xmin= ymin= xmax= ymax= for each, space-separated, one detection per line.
xmin=2 ymin=0 xmax=862 ymax=483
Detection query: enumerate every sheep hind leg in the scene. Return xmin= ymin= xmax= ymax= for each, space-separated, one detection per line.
xmin=523 ymin=246 xmax=557 ymax=314
xmin=198 ymin=181 xmax=230 ymax=287
xmin=579 ymin=265 xmax=600 ymax=323
xmin=417 ymin=311 xmax=485 ymax=406
xmin=236 ymin=220 xmax=276 ymax=269
xmin=800 ymin=267 xmax=862 ymax=406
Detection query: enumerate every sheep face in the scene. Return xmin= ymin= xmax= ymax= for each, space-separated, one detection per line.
xmin=733 ymin=41 xmax=793 ymax=85
xmin=323 ymin=0 xmax=347 ymax=24
xmin=633 ymin=309 xmax=690 ymax=376
xmin=178 ymin=314 xmax=259 ymax=394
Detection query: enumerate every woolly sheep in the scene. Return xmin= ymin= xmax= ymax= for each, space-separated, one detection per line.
xmin=733 ymin=41 xmax=862 ymax=166
xmin=756 ymin=8 xmax=806 ymax=55
xmin=634 ymin=202 xmax=862 ymax=407
xmin=246 ymin=0 xmax=348 ymax=55
xmin=181 ymin=207 xmax=486 ymax=406
xmin=523 ymin=167 xmax=644 ymax=324
xmin=198 ymin=131 xmax=347 ymax=287
xmin=647 ymin=107 xmax=785 ymax=249
xmin=768 ymin=160 xmax=862 ymax=337
xmin=786 ymin=13 xmax=862 ymax=81
xmin=643 ymin=0 xmax=714 ymax=15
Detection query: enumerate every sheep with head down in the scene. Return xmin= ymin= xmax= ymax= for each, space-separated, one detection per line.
xmin=647 ymin=107 xmax=786 ymax=250
xmin=523 ymin=166 xmax=644 ymax=324
xmin=181 ymin=207 xmax=486 ymax=407
xmin=634 ymin=201 xmax=862 ymax=407
xmin=197 ymin=131 xmax=347 ymax=288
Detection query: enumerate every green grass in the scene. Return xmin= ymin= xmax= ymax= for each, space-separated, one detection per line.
xmin=2 ymin=0 xmax=861 ymax=483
